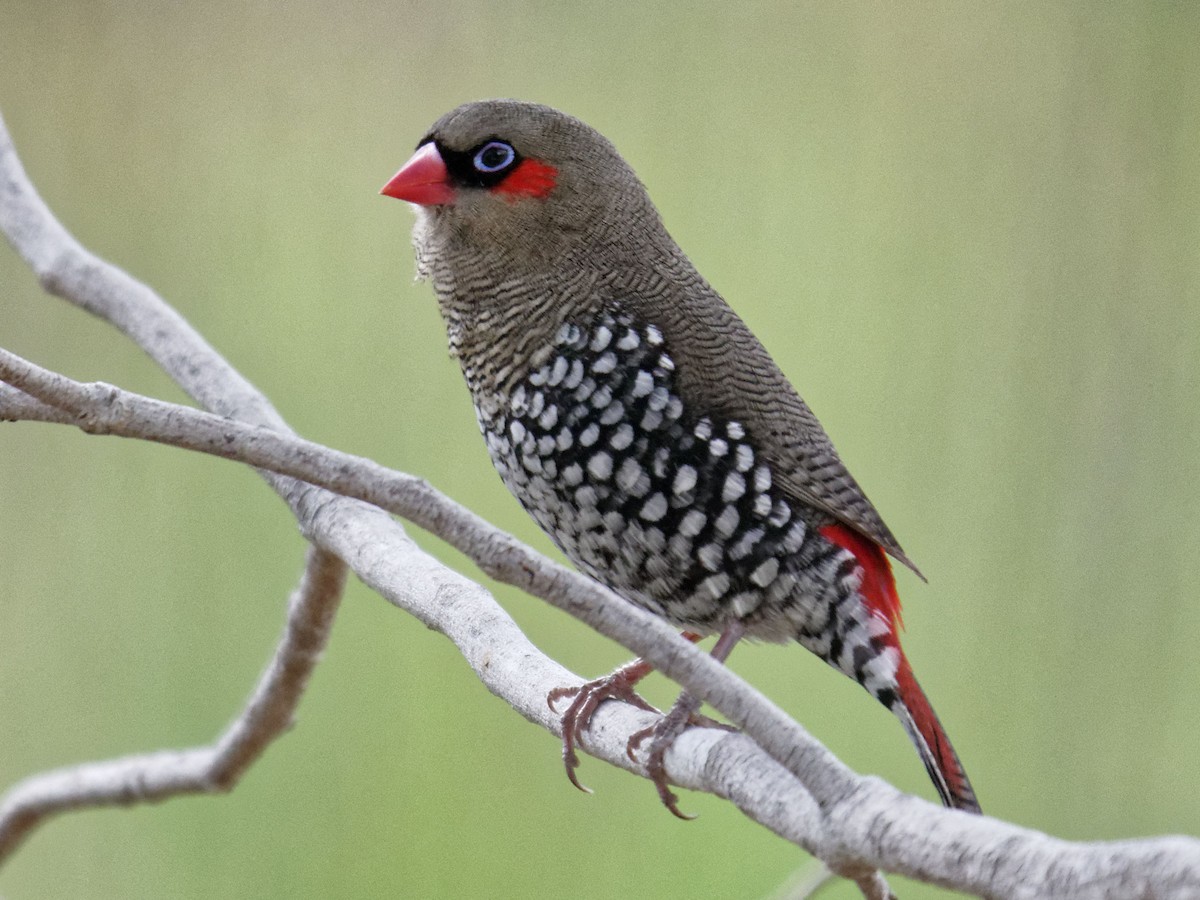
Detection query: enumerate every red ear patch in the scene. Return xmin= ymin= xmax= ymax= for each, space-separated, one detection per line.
xmin=820 ymin=523 xmax=904 ymax=635
xmin=493 ymin=158 xmax=557 ymax=200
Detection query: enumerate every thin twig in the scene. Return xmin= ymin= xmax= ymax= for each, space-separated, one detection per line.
xmin=7 ymin=347 xmax=1200 ymax=898
xmin=0 ymin=108 xmax=872 ymax=888
xmin=0 ymin=546 xmax=346 ymax=860
xmin=4 ymin=107 xmax=1200 ymax=898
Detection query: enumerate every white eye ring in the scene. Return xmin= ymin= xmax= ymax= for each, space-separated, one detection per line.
xmin=473 ymin=141 xmax=516 ymax=173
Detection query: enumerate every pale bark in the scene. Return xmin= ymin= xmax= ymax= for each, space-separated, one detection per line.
xmin=3 ymin=109 xmax=1199 ymax=899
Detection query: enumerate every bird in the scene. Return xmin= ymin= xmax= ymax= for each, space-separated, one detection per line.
xmin=380 ymin=98 xmax=980 ymax=816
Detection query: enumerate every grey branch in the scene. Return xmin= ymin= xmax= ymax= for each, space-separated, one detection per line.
xmin=3 ymin=108 xmax=1200 ymax=899
xmin=0 ymin=546 xmax=346 ymax=859
xmin=0 ymin=102 xmax=873 ymax=890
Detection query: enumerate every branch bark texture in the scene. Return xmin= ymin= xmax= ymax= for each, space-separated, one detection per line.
xmin=3 ymin=108 xmax=1199 ymax=899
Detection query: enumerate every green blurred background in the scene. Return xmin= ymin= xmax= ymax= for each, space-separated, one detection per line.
xmin=2 ymin=2 xmax=1197 ymax=897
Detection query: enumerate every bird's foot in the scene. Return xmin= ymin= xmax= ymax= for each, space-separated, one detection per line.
xmin=547 ymin=657 xmax=658 ymax=794
xmin=625 ymin=691 xmax=736 ymax=820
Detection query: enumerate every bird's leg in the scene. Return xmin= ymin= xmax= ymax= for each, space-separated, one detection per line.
xmin=547 ymin=631 xmax=704 ymax=793
xmin=626 ymin=620 xmax=746 ymax=819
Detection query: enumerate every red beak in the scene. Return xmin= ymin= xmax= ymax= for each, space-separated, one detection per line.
xmin=380 ymin=142 xmax=456 ymax=205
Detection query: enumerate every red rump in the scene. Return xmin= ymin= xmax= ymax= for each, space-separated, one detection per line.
xmin=822 ymin=524 xmax=980 ymax=811
xmin=494 ymin=158 xmax=558 ymax=200
xmin=820 ymin=523 xmax=903 ymax=634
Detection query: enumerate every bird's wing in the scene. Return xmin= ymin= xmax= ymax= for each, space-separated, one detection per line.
xmin=622 ymin=275 xmax=922 ymax=578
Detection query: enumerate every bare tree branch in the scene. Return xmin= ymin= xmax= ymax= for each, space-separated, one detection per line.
xmin=9 ymin=353 xmax=1200 ymax=899
xmin=0 ymin=350 xmax=863 ymax=887
xmin=4 ymin=108 xmax=1200 ymax=898
xmin=0 ymin=102 xmax=883 ymax=891
xmin=0 ymin=382 xmax=72 ymax=424
xmin=0 ymin=546 xmax=345 ymax=859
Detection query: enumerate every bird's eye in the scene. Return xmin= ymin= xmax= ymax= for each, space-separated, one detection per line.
xmin=473 ymin=141 xmax=516 ymax=173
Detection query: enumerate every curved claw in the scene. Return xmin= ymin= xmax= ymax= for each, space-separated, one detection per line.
xmin=547 ymin=667 xmax=658 ymax=794
xmin=624 ymin=691 xmax=709 ymax=820
xmin=626 ymin=723 xmax=655 ymax=761
xmin=645 ymin=738 xmax=697 ymax=821
xmin=627 ymin=712 xmax=736 ymax=760
xmin=545 ymin=634 xmax=720 ymax=811
xmin=550 ymin=685 xmax=593 ymax=793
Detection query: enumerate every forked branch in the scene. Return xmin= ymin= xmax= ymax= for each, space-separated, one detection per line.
xmin=3 ymin=109 xmax=1199 ymax=899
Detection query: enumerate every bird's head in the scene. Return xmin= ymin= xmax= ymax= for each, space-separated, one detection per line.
xmin=381 ymin=99 xmax=663 ymax=274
